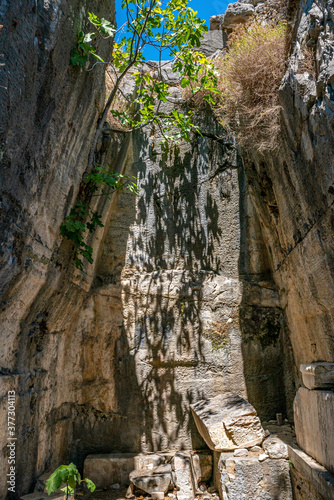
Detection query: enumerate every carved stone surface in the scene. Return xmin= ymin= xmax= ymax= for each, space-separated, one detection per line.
xmin=130 ymin=464 xmax=174 ymax=494
xmin=294 ymin=388 xmax=334 ymax=474
xmin=2 ymin=0 xmax=334 ymax=498
xmin=84 ymin=453 xmax=136 ymax=487
xmin=216 ymin=453 xmax=293 ymax=499
xmin=191 ymin=394 xmax=265 ymax=451
xmin=173 ymin=452 xmax=196 ymax=500
xmin=300 ymin=363 xmax=334 ymax=390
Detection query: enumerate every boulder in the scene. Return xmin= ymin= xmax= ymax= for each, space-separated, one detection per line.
xmin=222 ymin=3 xmax=255 ymax=30
xmin=263 ymin=436 xmax=288 ymax=459
xmin=300 ymin=363 xmax=334 ymax=390
xmin=192 ymin=452 xmax=213 ymax=483
xmin=130 ymin=464 xmax=174 ymax=494
xmin=190 ymin=393 xmax=265 ymax=451
xmin=294 ymin=388 xmax=334 ymax=474
xmin=216 ymin=454 xmax=293 ymax=499
xmin=173 ymin=452 xmax=196 ymax=500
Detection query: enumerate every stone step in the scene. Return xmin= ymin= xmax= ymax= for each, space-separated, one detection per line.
xmin=288 ymin=443 xmax=334 ymax=500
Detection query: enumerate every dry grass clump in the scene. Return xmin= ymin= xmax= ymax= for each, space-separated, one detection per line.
xmin=298 ymin=47 xmax=316 ymax=77
xmin=213 ymin=21 xmax=288 ymax=151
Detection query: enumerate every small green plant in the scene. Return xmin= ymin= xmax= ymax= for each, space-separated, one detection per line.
xmin=71 ymin=0 xmax=218 ymax=151
xmin=46 ymin=463 xmax=95 ymax=499
xmin=61 ymin=166 xmax=138 ymax=270
xmin=70 ymin=13 xmax=116 ymax=66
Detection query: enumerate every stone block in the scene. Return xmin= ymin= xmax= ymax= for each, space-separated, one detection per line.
xmin=294 ymin=388 xmax=334 ymax=474
xmin=134 ymin=453 xmax=165 ymax=471
xmin=20 ymin=494 xmax=70 ymax=500
xmin=216 ymin=454 xmax=293 ymax=499
xmin=173 ymin=452 xmax=196 ymax=500
xmin=288 ymin=444 xmax=334 ymax=500
xmin=233 ymin=449 xmax=248 ymax=457
xmin=300 ymin=363 xmax=334 ymax=390
xmin=192 ymin=452 xmax=213 ymax=483
xmin=83 ymin=453 xmax=136 ymax=487
xmin=130 ymin=464 xmax=173 ymax=494
xmin=263 ymin=436 xmax=288 ymax=459
xmin=190 ymin=394 xmax=265 ymax=451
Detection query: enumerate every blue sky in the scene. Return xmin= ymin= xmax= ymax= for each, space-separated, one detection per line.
xmin=114 ymin=0 xmax=229 ymax=60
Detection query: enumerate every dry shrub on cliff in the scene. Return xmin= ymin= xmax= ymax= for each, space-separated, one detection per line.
xmin=214 ymin=22 xmax=288 ymax=151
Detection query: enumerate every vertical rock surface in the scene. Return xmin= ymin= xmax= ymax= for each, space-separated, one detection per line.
xmin=0 ymin=0 xmax=115 ymax=496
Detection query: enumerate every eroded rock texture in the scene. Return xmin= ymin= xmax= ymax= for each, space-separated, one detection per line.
xmin=243 ymin=0 xmax=334 ymax=371
xmin=0 ymin=0 xmax=115 ymax=496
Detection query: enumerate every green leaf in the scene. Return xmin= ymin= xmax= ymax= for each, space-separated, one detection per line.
xmin=84 ymin=478 xmax=96 ymax=492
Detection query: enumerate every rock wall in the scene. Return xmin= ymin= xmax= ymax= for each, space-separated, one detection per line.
xmin=243 ymin=0 xmax=334 ymax=371
xmin=0 ymin=0 xmax=115 ymax=496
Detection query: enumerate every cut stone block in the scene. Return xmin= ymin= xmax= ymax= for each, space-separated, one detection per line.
xmin=216 ymin=454 xmax=293 ymax=500
xmin=190 ymin=393 xmax=265 ymax=451
xmin=173 ymin=452 xmax=196 ymax=500
xmin=20 ymin=494 xmax=71 ymax=500
xmin=300 ymin=363 xmax=334 ymax=390
xmin=192 ymin=452 xmax=213 ymax=483
xmin=134 ymin=453 xmax=165 ymax=471
xmin=288 ymin=444 xmax=334 ymax=500
xmin=130 ymin=464 xmax=173 ymax=494
xmin=263 ymin=436 xmax=288 ymax=459
xmin=294 ymin=388 xmax=334 ymax=474
xmin=83 ymin=453 xmax=136 ymax=487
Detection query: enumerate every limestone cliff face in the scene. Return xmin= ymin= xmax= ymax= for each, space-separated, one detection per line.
xmin=0 ymin=0 xmax=115 ymax=496
xmin=242 ymin=0 xmax=334 ymax=370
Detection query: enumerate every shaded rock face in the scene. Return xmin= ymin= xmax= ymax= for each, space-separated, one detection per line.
xmin=94 ymin=110 xmax=249 ymax=452
xmin=0 ymin=0 xmax=115 ymax=497
xmin=243 ymin=0 xmax=334 ymax=369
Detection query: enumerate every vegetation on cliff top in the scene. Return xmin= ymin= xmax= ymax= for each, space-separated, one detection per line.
xmin=213 ymin=21 xmax=288 ymax=151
